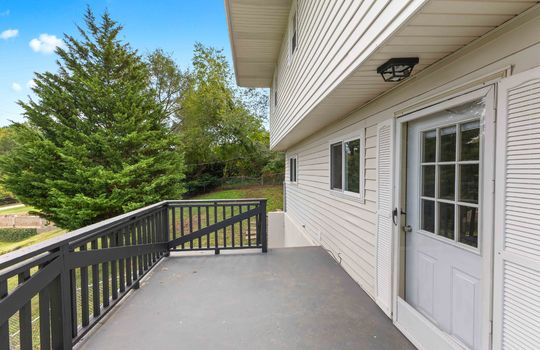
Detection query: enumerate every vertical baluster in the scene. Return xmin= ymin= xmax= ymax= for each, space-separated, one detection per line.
xmin=256 ymin=204 xmax=261 ymax=247
xmin=0 ymin=280 xmax=9 ymax=349
xmin=101 ymin=235 xmax=110 ymax=308
xmin=222 ymin=205 xmax=227 ymax=247
xmin=231 ymin=205 xmax=235 ymax=248
xmin=141 ymin=215 xmax=152 ymax=275
xmin=130 ymin=224 xmax=137 ymax=280
xmin=180 ymin=206 xmax=185 ymax=250
xmin=261 ymin=200 xmax=267 ymax=253
xmin=214 ymin=202 xmax=218 ymax=249
xmin=70 ymin=267 xmax=77 ymax=338
xmin=248 ymin=204 xmax=252 ymax=247
xmin=115 ymin=228 xmax=126 ymax=293
xmin=124 ymin=225 xmax=134 ymax=286
xmin=111 ymin=231 xmax=118 ymax=300
xmin=38 ymin=264 xmax=51 ymax=350
xmin=18 ymin=270 xmax=32 ymax=350
xmin=206 ymin=206 xmax=210 ymax=249
xmin=146 ymin=213 xmax=153 ymax=262
xmin=239 ymin=205 xmax=244 ymax=248
xmin=137 ymin=220 xmax=148 ymax=277
xmin=172 ymin=206 xmax=177 ymax=241
xmin=152 ymin=212 xmax=157 ymax=261
xmin=197 ymin=206 xmax=202 ymax=249
xmin=91 ymin=239 xmax=100 ymax=318
xmin=80 ymin=245 xmax=90 ymax=327
xmin=189 ymin=206 xmax=193 ymax=250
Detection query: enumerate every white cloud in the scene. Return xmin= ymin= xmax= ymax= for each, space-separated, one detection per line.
xmin=11 ymin=82 xmax=21 ymax=92
xmin=29 ymin=33 xmax=64 ymax=54
xmin=27 ymin=80 xmax=36 ymax=89
xmin=0 ymin=29 xmax=18 ymax=40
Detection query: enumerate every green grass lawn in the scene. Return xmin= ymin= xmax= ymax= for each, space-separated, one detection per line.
xmin=193 ymin=184 xmax=283 ymax=212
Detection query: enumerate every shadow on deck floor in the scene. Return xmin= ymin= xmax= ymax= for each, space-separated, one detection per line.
xmin=77 ymin=246 xmax=414 ymax=350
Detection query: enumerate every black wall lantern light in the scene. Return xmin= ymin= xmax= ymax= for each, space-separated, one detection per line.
xmin=377 ymin=57 xmax=419 ymax=82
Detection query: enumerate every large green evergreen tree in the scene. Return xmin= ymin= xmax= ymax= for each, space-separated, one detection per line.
xmin=0 ymin=10 xmax=185 ymax=230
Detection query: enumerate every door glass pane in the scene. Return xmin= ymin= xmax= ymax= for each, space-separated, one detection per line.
xmin=459 ymin=164 xmax=479 ymax=203
xmin=331 ymin=143 xmax=342 ymax=190
xmin=421 ymin=200 xmax=435 ymax=233
xmin=422 ymin=165 xmax=435 ymax=198
xmin=438 ymin=202 xmax=455 ymax=239
xmin=440 ymin=126 xmax=456 ymax=162
xmin=423 ymin=130 xmax=436 ymax=162
xmin=344 ymin=139 xmax=360 ymax=193
xmin=460 ymin=121 xmax=480 ymax=161
xmin=438 ymin=165 xmax=455 ymax=200
xmin=459 ymin=205 xmax=478 ymax=247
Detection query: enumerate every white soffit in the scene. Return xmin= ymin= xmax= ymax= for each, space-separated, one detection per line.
xmin=225 ymin=0 xmax=291 ymax=88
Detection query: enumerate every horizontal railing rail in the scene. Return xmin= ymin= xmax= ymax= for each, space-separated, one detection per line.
xmin=0 ymin=198 xmax=267 ymax=350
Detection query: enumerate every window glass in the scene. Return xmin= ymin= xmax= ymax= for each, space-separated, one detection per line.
xmin=418 ymin=115 xmax=481 ymax=248
xmin=421 ymin=200 xmax=435 ymax=233
xmin=331 ymin=143 xmax=342 ymax=190
xmin=289 ymin=158 xmax=293 ymax=182
xmin=344 ymin=139 xmax=360 ymax=193
xmin=422 ymin=166 xmax=435 ymax=198
xmin=438 ymin=165 xmax=455 ymax=200
xmin=438 ymin=202 xmax=455 ymax=239
xmin=291 ymin=12 xmax=297 ymax=54
xmin=423 ymin=130 xmax=436 ymax=162
xmin=459 ymin=164 xmax=478 ymax=204
xmin=459 ymin=206 xmax=478 ymax=247
xmin=460 ymin=121 xmax=480 ymax=161
xmin=289 ymin=158 xmax=297 ymax=182
xmin=440 ymin=126 xmax=456 ymax=162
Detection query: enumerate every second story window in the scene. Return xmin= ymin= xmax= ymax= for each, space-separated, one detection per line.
xmin=288 ymin=3 xmax=298 ymax=64
xmin=291 ymin=12 xmax=297 ymax=55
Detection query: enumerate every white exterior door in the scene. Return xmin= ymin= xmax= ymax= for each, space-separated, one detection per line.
xmin=401 ymin=89 xmax=494 ymax=350
xmin=493 ymin=66 xmax=540 ymax=350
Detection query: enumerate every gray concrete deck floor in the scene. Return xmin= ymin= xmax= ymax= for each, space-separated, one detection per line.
xmin=78 ymin=247 xmax=414 ymax=350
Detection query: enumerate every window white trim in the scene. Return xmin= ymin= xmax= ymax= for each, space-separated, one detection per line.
xmin=288 ymin=154 xmax=298 ymax=184
xmin=328 ymin=129 xmax=365 ymax=201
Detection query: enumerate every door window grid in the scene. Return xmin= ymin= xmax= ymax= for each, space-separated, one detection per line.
xmin=420 ymin=119 xmax=480 ymax=248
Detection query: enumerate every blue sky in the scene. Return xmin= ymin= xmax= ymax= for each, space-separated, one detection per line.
xmin=0 ymin=0 xmax=232 ymax=126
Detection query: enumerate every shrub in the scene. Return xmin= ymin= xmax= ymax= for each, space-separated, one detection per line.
xmin=0 ymin=228 xmax=38 ymax=242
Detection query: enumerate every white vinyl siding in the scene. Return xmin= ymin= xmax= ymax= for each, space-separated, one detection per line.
xmin=493 ymin=66 xmax=540 ymax=350
xmin=270 ymin=0 xmax=426 ymax=148
xmin=283 ymin=13 xmax=540 ymax=316
xmin=286 ymin=122 xmax=376 ymax=294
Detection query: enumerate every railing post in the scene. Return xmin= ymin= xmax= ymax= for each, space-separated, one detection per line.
xmin=50 ymin=245 xmax=73 ymax=350
xmin=260 ymin=200 xmax=268 ymax=253
xmin=163 ymin=204 xmax=171 ymax=257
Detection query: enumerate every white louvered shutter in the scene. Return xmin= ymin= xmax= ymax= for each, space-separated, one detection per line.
xmin=376 ymin=119 xmax=394 ymax=317
xmin=493 ymin=66 xmax=540 ymax=350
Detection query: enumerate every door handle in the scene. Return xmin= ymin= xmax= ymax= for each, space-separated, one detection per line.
xmin=392 ymin=208 xmax=407 ymax=226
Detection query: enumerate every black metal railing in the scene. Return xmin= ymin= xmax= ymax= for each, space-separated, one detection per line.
xmin=0 ymin=199 xmax=267 ymax=350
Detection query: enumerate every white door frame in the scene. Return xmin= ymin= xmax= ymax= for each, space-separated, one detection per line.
xmin=392 ymin=85 xmax=496 ymax=350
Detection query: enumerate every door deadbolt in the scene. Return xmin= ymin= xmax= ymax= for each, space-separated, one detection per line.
xmin=403 ymin=225 xmax=412 ymax=233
